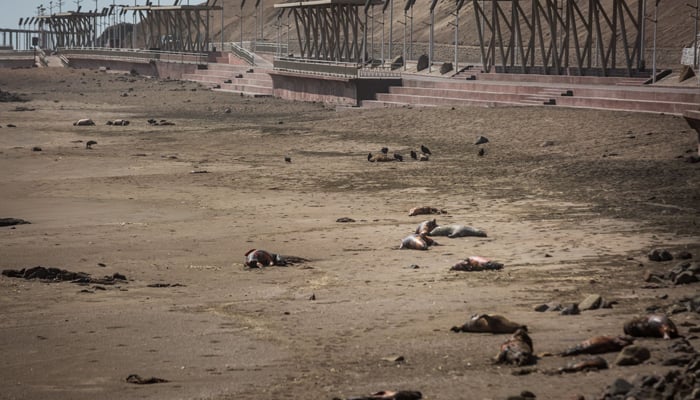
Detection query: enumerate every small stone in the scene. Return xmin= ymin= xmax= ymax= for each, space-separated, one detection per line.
xmin=534 ymin=304 xmax=549 ymax=312
xmin=673 ymin=271 xmax=698 ymax=285
xmin=615 ymin=345 xmax=651 ymax=366
xmin=676 ymin=251 xmax=693 ymax=260
xmin=474 ymin=135 xmax=489 ymax=145
xmin=540 ymin=140 xmax=555 ymax=147
xmin=649 ymin=249 xmax=673 ymax=262
xmin=32 ymin=146 xmax=42 ymax=152
xmin=609 ymin=378 xmax=634 ymax=395
xmin=579 ymin=294 xmax=603 ymax=310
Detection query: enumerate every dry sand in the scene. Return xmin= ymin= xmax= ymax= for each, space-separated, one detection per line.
xmin=1 ymin=67 xmax=699 ymax=400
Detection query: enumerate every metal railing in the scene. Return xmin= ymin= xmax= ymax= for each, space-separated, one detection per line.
xmin=229 ymin=42 xmax=255 ymax=66
xmin=274 ymin=56 xmax=401 ymax=79
xmin=57 ymin=47 xmax=208 ymax=65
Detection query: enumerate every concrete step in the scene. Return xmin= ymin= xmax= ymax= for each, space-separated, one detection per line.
xmin=554 ymin=96 xmax=700 ymax=115
xmin=212 ymin=88 xmax=273 ymax=98
xmin=360 ymin=100 xmax=434 ymax=109
xmin=388 ymin=86 xmax=527 ymax=103
xmin=374 ymin=92 xmax=528 ymax=108
xmin=219 ymin=83 xmax=273 ymax=95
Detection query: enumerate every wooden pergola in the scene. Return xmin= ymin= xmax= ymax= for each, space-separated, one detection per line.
xmin=125 ymin=2 xmax=222 ymax=52
xmin=275 ymin=0 xmax=382 ymax=62
xmin=37 ymin=11 xmax=102 ymax=49
xmin=474 ymin=0 xmax=645 ymax=76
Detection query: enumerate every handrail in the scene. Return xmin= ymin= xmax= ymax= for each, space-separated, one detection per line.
xmin=229 ymin=42 xmax=255 ymax=66
xmin=57 ymin=47 xmax=208 ymax=65
xmin=273 ymin=56 xmax=401 ymax=78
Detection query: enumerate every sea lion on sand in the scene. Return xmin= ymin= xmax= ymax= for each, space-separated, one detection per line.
xmin=624 ymin=314 xmax=679 ymax=339
xmin=428 ymin=224 xmax=487 ymax=238
xmin=244 ymin=249 xmax=286 ymax=268
xmin=106 ymin=119 xmax=130 ymax=126
xmin=451 ymin=314 xmax=526 ymax=334
xmin=399 ymin=234 xmax=437 ymax=250
xmin=346 ymin=390 xmax=423 ymax=400
xmin=414 ymin=219 xmax=437 ymax=235
xmin=450 ymin=256 xmax=503 ymax=271
xmin=495 ymin=328 xmax=536 ymax=366
xmin=408 ymin=206 xmax=445 ymax=216
xmin=73 ymin=118 xmax=95 ymax=126
xmin=560 ymin=335 xmax=634 ymax=356
xmin=368 ymin=153 xmax=396 ymax=162
xmin=558 ymin=356 xmax=608 ymax=374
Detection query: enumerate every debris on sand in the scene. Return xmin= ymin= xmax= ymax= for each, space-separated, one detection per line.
xmin=147 ymin=283 xmax=184 ymax=288
xmin=598 ymin=354 xmax=700 ymax=399
xmin=2 ymin=266 xmax=127 ymax=285
xmin=645 ymin=260 xmax=700 ymax=285
xmin=336 ymin=217 xmax=355 ymax=223
xmin=0 ymin=89 xmax=27 ymax=102
xmin=0 ymin=218 xmax=30 ymax=227
xmin=125 ymin=374 xmax=169 ymax=384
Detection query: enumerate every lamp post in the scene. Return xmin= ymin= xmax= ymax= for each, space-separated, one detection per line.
xmin=652 ymin=0 xmax=658 ymax=83
xmin=221 ymin=0 xmax=224 ymax=51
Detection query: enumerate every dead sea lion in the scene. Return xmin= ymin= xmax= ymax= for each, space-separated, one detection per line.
xmin=399 ymin=233 xmax=437 ymax=250
xmin=73 ymin=118 xmax=95 ymax=126
xmin=428 ymin=224 xmax=487 ymax=238
xmin=106 ymin=119 xmax=130 ymax=126
xmin=414 ymin=219 xmax=437 ymax=235
xmin=450 ymin=256 xmax=503 ymax=271
xmin=558 ymin=356 xmax=608 ymax=374
xmin=346 ymin=390 xmax=422 ymax=400
xmin=495 ymin=328 xmax=536 ymax=366
xmin=244 ymin=249 xmax=286 ymax=268
xmin=408 ymin=206 xmax=445 ymax=216
xmin=560 ymin=335 xmax=634 ymax=356
xmin=451 ymin=314 xmax=526 ymax=334
xmin=623 ymin=314 xmax=679 ymax=339
xmin=368 ymin=153 xmax=396 ymax=162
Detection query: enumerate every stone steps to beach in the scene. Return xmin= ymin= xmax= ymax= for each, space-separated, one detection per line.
xmin=182 ymin=60 xmax=273 ymax=97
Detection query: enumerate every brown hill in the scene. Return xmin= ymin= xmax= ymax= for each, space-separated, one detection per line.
xmin=206 ymin=0 xmax=697 ymax=68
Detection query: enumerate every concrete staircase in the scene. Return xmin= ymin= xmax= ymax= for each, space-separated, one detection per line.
xmin=182 ymin=61 xmax=273 ymax=97
xmin=361 ymin=72 xmax=700 ymax=115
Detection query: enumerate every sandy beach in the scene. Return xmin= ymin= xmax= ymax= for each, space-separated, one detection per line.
xmin=1 ymin=67 xmax=699 ymax=400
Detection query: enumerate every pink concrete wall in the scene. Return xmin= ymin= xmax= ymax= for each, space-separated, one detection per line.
xmin=270 ymin=72 xmax=358 ymax=106
xmin=64 ymin=58 xmax=196 ymax=80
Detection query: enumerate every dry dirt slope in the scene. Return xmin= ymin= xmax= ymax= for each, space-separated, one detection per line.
xmin=203 ymin=0 xmax=695 ymax=64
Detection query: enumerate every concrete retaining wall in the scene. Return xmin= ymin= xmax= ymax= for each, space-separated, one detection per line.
xmin=0 ymin=59 xmax=35 ymax=69
xmin=270 ymin=70 xmax=400 ymax=106
xmin=65 ymin=57 xmax=196 ymax=79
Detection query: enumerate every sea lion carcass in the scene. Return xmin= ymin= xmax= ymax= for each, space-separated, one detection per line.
xmin=623 ymin=314 xmax=679 ymax=339
xmin=428 ymin=224 xmax=487 ymax=238
xmin=244 ymin=249 xmax=287 ymax=268
xmin=494 ymin=328 xmax=536 ymax=366
xmin=451 ymin=314 xmax=526 ymax=334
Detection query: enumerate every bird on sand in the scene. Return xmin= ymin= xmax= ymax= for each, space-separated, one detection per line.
xmin=380 ymin=147 xmax=389 ymax=154
xmin=284 ymin=155 xmax=292 ymax=163
xmin=394 ymin=153 xmax=403 ymax=162
xmin=478 ymin=148 xmax=485 ymax=157
xmin=410 ymin=150 xmax=418 ymax=160
xmin=421 ymin=145 xmax=431 ymax=155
